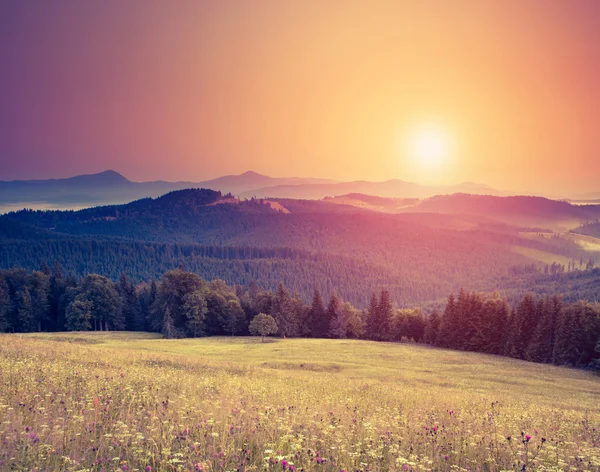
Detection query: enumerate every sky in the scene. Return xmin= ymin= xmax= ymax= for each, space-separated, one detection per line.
xmin=1 ymin=1 xmax=599 ymax=197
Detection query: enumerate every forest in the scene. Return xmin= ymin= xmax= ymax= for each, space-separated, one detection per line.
xmin=1 ymin=189 xmax=598 ymax=307
xmin=1 ymin=265 xmax=599 ymax=369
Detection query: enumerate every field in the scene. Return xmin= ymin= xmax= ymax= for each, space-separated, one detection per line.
xmin=1 ymin=333 xmax=599 ymax=471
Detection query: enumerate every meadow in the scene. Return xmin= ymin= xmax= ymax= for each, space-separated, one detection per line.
xmin=1 ymin=333 xmax=599 ymax=471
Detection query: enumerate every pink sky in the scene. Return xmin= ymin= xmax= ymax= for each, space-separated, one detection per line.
xmin=1 ymin=1 xmax=599 ymax=196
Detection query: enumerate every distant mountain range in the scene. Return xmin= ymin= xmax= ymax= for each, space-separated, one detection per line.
xmin=0 ymin=170 xmax=508 ymax=210
xmin=0 ymin=170 xmax=335 ymax=209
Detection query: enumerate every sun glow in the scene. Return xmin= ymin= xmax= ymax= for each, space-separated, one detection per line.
xmin=402 ymin=123 xmax=454 ymax=183
xmin=410 ymin=125 xmax=450 ymax=168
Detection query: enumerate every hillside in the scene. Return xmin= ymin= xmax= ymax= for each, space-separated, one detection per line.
xmin=1 ymin=189 xmax=597 ymax=307
xmin=239 ymin=179 xmax=506 ymax=200
xmin=2 ymin=333 xmax=599 ymax=470
xmin=573 ymin=221 xmax=600 ymax=238
xmin=413 ymin=193 xmax=600 ymax=231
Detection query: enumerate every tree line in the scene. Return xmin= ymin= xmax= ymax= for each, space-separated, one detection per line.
xmin=1 ymin=265 xmax=599 ymax=369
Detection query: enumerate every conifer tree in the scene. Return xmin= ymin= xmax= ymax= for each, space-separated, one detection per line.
xmin=308 ymin=289 xmax=327 ymax=338
xmin=365 ymin=292 xmax=379 ymax=340
xmin=423 ymin=310 xmax=441 ymax=345
xmin=272 ymin=283 xmax=297 ymax=337
xmin=504 ymin=294 xmax=537 ymax=359
xmin=118 ymin=273 xmax=144 ymax=331
xmin=16 ymin=288 xmax=35 ymax=332
xmin=525 ymin=296 xmax=561 ymax=363
xmin=376 ymin=289 xmax=393 ymax=341
xmin=325 ymin=294 xmax=340 ymax=338
xmin=161 ymin=308 xmax=177 ymax=339
xmin=0 ymin=278 xmax=10 ymax=332
xmin=329 ymin=299 xmax=348 ymax=339
xmin=437 ymin=293 xmax=458 ymax=348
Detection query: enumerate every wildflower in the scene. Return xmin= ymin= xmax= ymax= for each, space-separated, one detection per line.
xmin=145 ymin=467 xmax=152 ymax=472
xmin=281 ymin=459 xmax=288 ymax=469
xmin=444 ymin=455 xmax=449 ymax=460
xmin=525 ymin=435 xmax=532 ymax=442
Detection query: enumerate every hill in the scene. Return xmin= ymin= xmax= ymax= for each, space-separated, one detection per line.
xmin=2 ymin=333 xmax=599 ymax=470
xmin=573 ymin=221 xmax=600 ymax=238
xmin=413 ymin=193 xmax=600 ymax=231
xmin=239 ymin=179 xmax=507 ymax=200
xmin=1 ymin=188 xmax=597 ymax=306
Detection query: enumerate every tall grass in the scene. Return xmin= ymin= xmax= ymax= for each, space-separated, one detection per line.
xmin=1 ymin=333 xmax=599 ymax=471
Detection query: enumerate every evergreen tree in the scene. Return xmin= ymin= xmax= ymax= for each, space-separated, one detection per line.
xmin=329 ymin=299 xmax=348 ymax=338
xmin=468 ymin=294 xmax=507 ymax=354
xmin=161 ymin=308 xmax=178 ymax=339
xmin=553 ymin=302 xmax=600 ymax=367
xmin=308 ymin=289 xmax=327 ymax=338
xmin=454 ymin=289 xmax=471 ymax=349
xmin=504 ymin=294 xmax=537 ymax=359
xmin=526 ymin=296 xmax=561 ymax=363
xmin=118 ymin=273 xmax=144 ymax=331
xmin=344 ymin=302 xmax=364 ymax=339
xmin=365 ymin=292 xmax=379 ymax=340
xmin=48 ymin=263 xmax=67 ymax=331
xmin=39 ymin=261 xmax=50 ymax=276
xmin=423 ymin=310 xmax=441 ymax=344
xmin=272 ymin=284 xmax=297 ymax=337
xmin=291 ymin=293 xmax=311 ymax=337
xmin=0 ymin=278 xmax=10 ymax=332
xmin=325 ymin=294 xmax=340 ymax=338
xmin=376 ymin=290 xmax=394 ymax=341
xmin=142 ymin=280 xmax=158 ymax=331
xmin=437 ymin=293 xmax=458 ymax=348
xmin=16 ymin=288 xmax=35 ymax=332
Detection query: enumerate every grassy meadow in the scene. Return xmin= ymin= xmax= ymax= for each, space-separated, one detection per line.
xmin=1 ymin=333 xmax=599 ymax=471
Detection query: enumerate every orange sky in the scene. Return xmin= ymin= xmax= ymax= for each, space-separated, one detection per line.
xmin=1 ymin=1 xmax=599 ymax=196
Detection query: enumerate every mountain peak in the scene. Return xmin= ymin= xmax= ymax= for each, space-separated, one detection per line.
xmin=238 ymin=170 xmax=268 ymax=179
xmin=68 ymin=170 xmax=130 ymax=184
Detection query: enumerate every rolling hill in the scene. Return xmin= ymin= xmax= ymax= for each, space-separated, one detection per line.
xmin=1 ymin=188 xmax=597 ymax=307
xmin=412 ymin=194 xmax=600 ymax=231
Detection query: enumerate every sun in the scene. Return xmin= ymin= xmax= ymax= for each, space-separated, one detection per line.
xmin=409 ymin=125 xmax=451 ymax=169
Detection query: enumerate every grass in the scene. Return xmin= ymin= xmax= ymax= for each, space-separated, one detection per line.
xmin=1 ymin=333 xmax=599 ymax=471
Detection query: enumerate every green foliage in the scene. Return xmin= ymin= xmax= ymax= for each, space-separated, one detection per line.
xmin=248 ymin=313 xmax=278 ymax=341
xmin=5 ymin=193 xmax=594 ymax=307
xmin=65 ymin=298 xmax=92 ymax=331
xmin=1 ymin=265 xmax=599 ymax=369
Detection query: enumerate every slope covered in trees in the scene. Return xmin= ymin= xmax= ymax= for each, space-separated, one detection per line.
xmin=2 ymin=189 xmax=595 ymax=306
